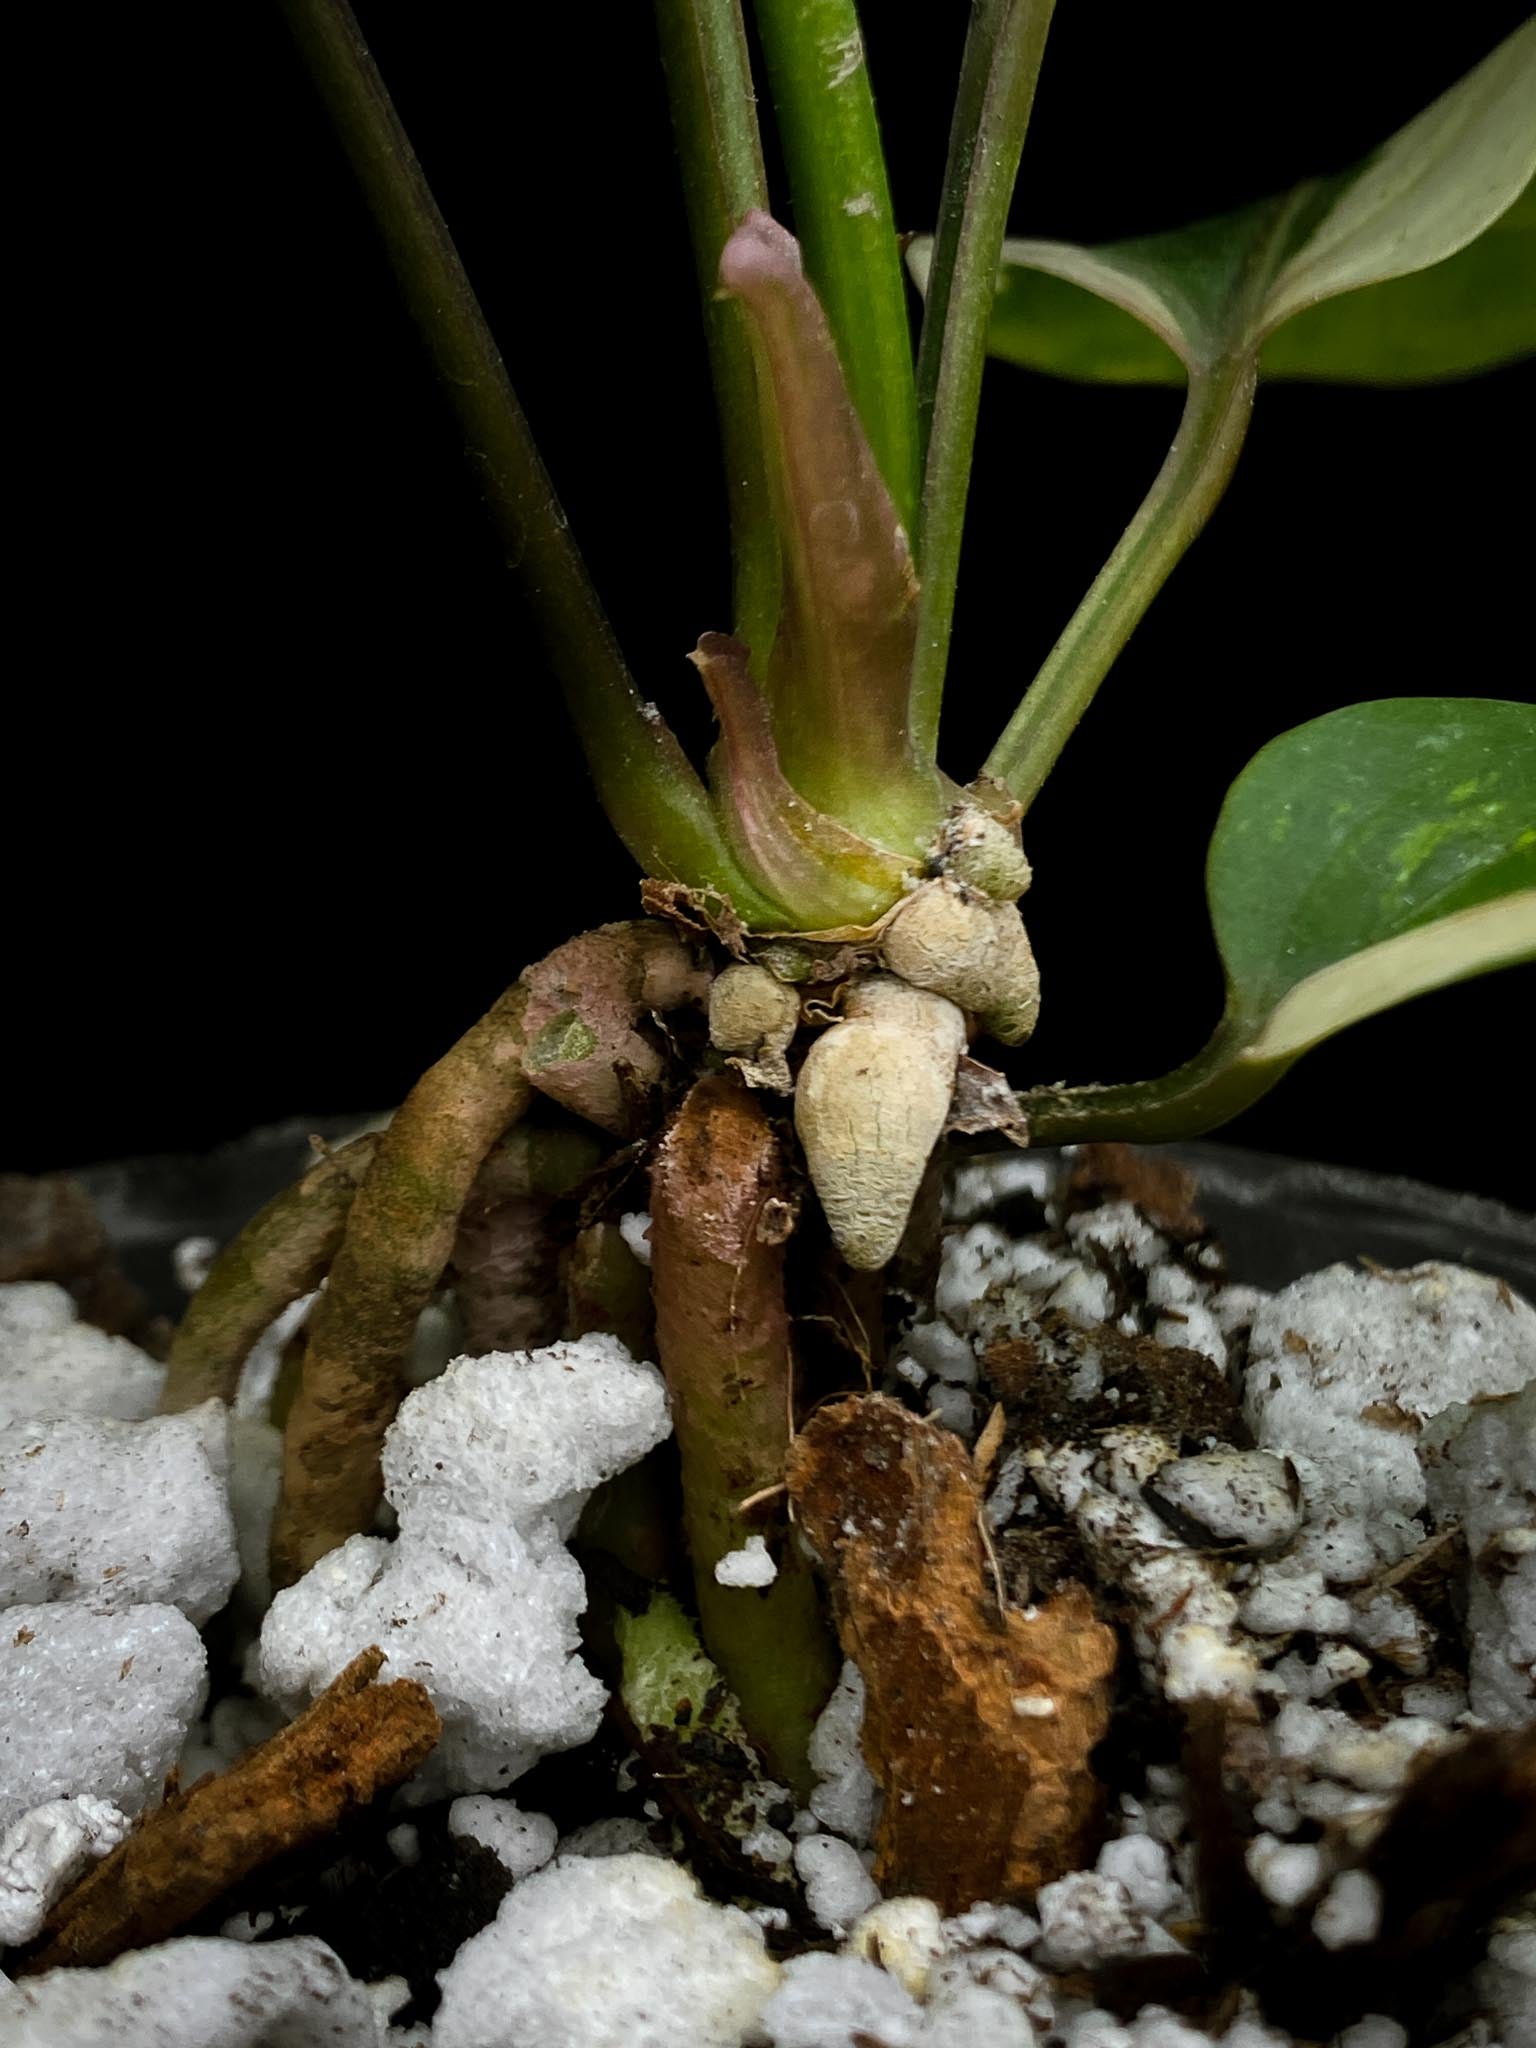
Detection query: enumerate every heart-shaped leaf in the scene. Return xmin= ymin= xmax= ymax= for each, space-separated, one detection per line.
xmin=1019 ymin=699 xmax=1536 ymax=1141
xmin=914 ymin=20 xmax=1536 ymax=385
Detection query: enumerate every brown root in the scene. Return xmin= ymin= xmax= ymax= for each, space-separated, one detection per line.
xmin=157 ymin=1135 xmax=382 ymax=1413
xmin=17 ymin=1648 xmax=440 ymax=1974
xmin=788 ymin=1393 xmax=1117 ymax=1911
xmin=519 ymin=921 xmax=710 ymax=1137
xmin=269 ymin=989 xmax=532 ymax=1587
xmin=268 ymin=925 xmax=709 ymax=1588
xmin=450 ymin=1122 xmax=605 ymax=1355
xmin=648 ymin=1074 xmax=838 ymax=1794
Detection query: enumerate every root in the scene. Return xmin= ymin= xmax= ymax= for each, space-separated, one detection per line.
xmin=158 ymin=1134 xmax=381 ymax=1412
xmin=649 ymin=1074 xmax=838 ymax=1795
xmin=269 ymin=922 xmax=709 ymax=1588
xmin=451 ymin=1121 xmax=606 ymax=1355
xmin=17 ymin=1648 xmax=440 ymax=1974
xmin=269 ymin=988 xmax=532 ymax=1587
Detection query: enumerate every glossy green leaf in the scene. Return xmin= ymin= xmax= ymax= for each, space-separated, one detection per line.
xmin=1211 ymin=698 xmax=1536 ymax=1050
xmin=915 ymin=21 xmax=1536 ymax=385
xmin=1018 ymin=699 xmax=1536 ymax=1141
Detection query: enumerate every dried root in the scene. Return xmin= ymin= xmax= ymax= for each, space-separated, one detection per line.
xmin=17 ymin=1648 xmax=440 ymax=1974
xmin=794 ymin=976 xmax=966 ymax=1271
xmin=789 ymin=1394 xmax=1117 ymax=1912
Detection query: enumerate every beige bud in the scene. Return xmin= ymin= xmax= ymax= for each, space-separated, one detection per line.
xmin=708 ymin=962 xmax=800 ymax=1056
xmin=794 ymin=975 xmax=965 ymax=1270
xmin=881 ymin=882 xmax=1041 ymax=1046
xmin=941 ymin=803 xmax=1032 ymax=902
xmin=708 ymin=962 xmax=801 ymax=1089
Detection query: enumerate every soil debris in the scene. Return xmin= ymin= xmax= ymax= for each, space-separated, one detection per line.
xmin=1064 ymin=1143 xmax=1205 ymax=1241
xmin=986 ymin=1309 xmax=1243 ymax=1450
xmin=0 ymin=1173 xmax=153 ymax=1346
xmin=788 ymin=1393 xmax=1117 ymax=1911
xmin=16 ymin=1646 xmax=440 ymax=1974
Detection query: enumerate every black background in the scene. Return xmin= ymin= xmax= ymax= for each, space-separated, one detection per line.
xmin=9 ymin=3 xmax=1533 ymax=1206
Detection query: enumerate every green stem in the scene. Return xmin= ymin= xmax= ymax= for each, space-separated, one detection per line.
xmin=280 ymin=0 xmax=778 ymax=917
xmin=982 ymin=351 xmax=1257 ymax=807
xmin=752 ymin=0 xmax=919 ymax=536
xmin=1017 ymin=1013 xmax=1293 ymax=1145
xmin=653 ymin=0 xmax=781 ymax=666
xmin=909 ymin=0 xmax=1055 ymax=760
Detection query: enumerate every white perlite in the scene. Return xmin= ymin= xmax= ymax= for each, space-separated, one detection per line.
xmin=618 ymin=1211 xmax=653 ymax=1267
xmin=1311 ymin=1869 xmax=1383 ymax=1950
xmin=2 ymin=1934 xmax=397 ymax=2046
xmin=1095 ymin=1834 xmax=1184 ymax=1921
xmin=1142 ymin=1450 xmax=1303 ymax=1558
xmin=433 ymin=1853 xmax=779 ymax=2048
xmin=760 ymin=1942 xmax=1045 ymax=2048
xmin=794 ymin=1832 xmax=881 ymax=1935
xmin=714 ymin=1536 xmax=778 ymax=1588
xmin=760 ymin=1951 xmax=923 ymax=2048
xmin=0 ymin=1283 xmax=164 ymax=1425
xmin=1335 ymin=2020 xmax=1408 ymax=2048
xmin=448 ymin=1795 xmax=559 ymax=1881
xmin=1245 ymin=1264 xmax=1535 ymax=1572
xmin=1475 ymin=1911 xmax=1536 ymax=2048
xmin=258 ymin=1336 xmax=670 ymax=1799
xmin=0 ymin=1406 xmax=239 ymax=1625
xmin=0 ymin=1795 xmax=130 ymax=1947
xmin=224 ymin=1414 xmax=283 ymax=1618
xmin=1244 ymin=1833 xmax=1325 ymax=1910
xmin=1034 ymin=1871 xmax=1183 ymax=1974
xmin=807 ymin=1660 xmax=879 ymax=1848
xmin=845 ymin=1896 xmax=947 ymax=1996
xmin=1423 ymin=1378 xmax=1535 ymax=1725
xmin=0 ymin=1602 xmax=206 ymax=1830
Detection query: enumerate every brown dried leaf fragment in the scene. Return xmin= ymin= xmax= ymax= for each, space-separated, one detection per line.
xmin=946 ymin=1056 xmax=1031 ymax=1144
xmin=19 ymin=1648 xmax=440 ymax=1974
xmin=788 ymin=1395 xmax=1117 ymax=1910
xmin=639 ymin=876 xmax=750 ymax=958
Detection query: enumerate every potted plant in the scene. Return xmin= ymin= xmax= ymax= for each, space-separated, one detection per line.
xmin=3 ymin=4 xmax=1532 ymax=2041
